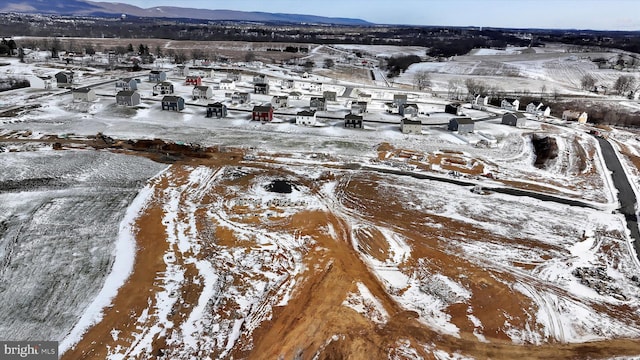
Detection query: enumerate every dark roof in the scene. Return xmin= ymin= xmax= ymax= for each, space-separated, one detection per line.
xmin=253 ymin=104 xmax=273 ymax=112
xmin=529 ymin=101 xmax=543 ymax=106
xmin=510 ymin=112 xmax=527 ymax=118
xmin=162 ymin=95 xmax=183 ymax=102
xmin=403 ymin=103 xmax=418 ymax=109
xmin=194 ymin=86 xmax=210 ymax=91
xmin=254 ymin=83 xmax=269 ymax=87
xmin=394 ymin=94 xmax=408 ymax=99
xmin=154 ymin=81 xmax=173 ymax=87
xmin=353 ymin=101 xmax=368 ymax=106
xmin=310 ymin=96 xmax=325 ymax=102
xmin=345 ymin=113 xmax=363 ymax=120
xmin=447 ymin=102 xmax=462 ymax=107
xmin=72 ymin=87 xmax=93 ymax=93
xmin=273 ymin=95 xmax=288 ymax=99
xmin=186 ymin=75 xmax=201 ymax=79
xmin=297 ymin=110 xmax=316 ymax=116
xmin=120 ymin=77 xmax=134 ymax=82
xmin=150 ymin=70 xmax=164 ymax=74
xmin=207 ymin=102 xmax=226 ymax=108
xmin=221 ymin=79 xmax=233 ymax=83
xmin=451 ymin=117 xmax=474 ymax=125
xmin=401 ymin=118 xmax=422 ymax=125
xmin=504 ymin=98 xmax=518 ymax=103
xmin=290 ymin=91 xmax=302 ymax=96
xmin=116 ymin=90 xmax=137 ymax=97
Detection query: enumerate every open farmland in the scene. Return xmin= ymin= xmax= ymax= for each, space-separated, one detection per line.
xmin=1 ymin=36 xmax=640 ymax=359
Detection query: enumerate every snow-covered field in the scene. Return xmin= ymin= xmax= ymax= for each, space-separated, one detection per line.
xmin=0 ymin=149 xmax=166 ymax=342
xmin=2 ymin=42 xmax=640 ymax=359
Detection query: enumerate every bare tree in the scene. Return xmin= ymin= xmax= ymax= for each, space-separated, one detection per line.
xmin=323 ymin=58 xmax=335 ymax=69
xmin=465 ymin=78 xmax=488 ymax=96
xmin=580 ymin=74 xmax=596 ymax=90
xmin=413 ymin=70 xmax=432 ymax=90
xmin=614 ymin=75 xmax=636 ymax=95
xmin=244 ymin=51 xmax=256 ymax=63
xmin=447 ymin=79 xmax=463 ymax=100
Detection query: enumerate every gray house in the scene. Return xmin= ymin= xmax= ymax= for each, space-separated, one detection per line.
xmin=448 ymin=117 xmax=474 ymax=134
xmin=393 ymin=94 xmax=408 ymax=107
xmin=351 ymin=101 xmax=368 ymax=115
xmin=153 ymin=81 xmax=174 ymax=96
xmin=72 ymin=87 xmax=96 ymax=102
xmin=161 ymin=95 xmax=185 ymax=112
xmin=55 ymin=71 xmax=74 ymax=88
xmin=192 ymin=85 xmax=213 ymax=100
xmin=445 ymin=103 xmax=464 ymax=116
xmin=115 ymin=90 xmax=141 ymax=106
xmin=148 ymin=70 xmax=167 ymax=82
xmin=227 ymin=70 xmax=241 ymax=81
xmin=232 ymin=92 xmax=251 ymax=104
xmin=254 ymin=83 xmax=269 ymax=95
xmin=310 ymin=97 xmax=327 ymax=111
xmin=115 ymin=77 xmax=138 ymax=92
xmin=501 ymin=112 xmax=527 ymax=128
xmin=271 ymin=95 xmax=289 ymax=108
xmin=323 ymin=91 xmax=337 ymax=102
xmin=206 ymin=102 xmax=227 ymax=118
xmin=344 ymin=113 xmax=363 ymax=128
xmin=401 ymin=118 xmax=422 ymax=134
xmin=253 ymin=74 xmax=267 ymax=84
xmin=400 ymin=103 xmax=419 ymax=117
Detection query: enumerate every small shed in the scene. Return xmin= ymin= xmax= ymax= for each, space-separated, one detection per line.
xmin=72 ymin=87 xmax=96 ymax=102
xmin=344 ymin=113 xmax=363 ymax=128
xmin=501 ymin=112 xmax=527 ymax=127
xmin=161 ymin=95 xmax=185 ymax=112
xmin=296 ymin=110 xmax=317 ymax=126
xmin=448 ymin=117 xmax=474 ymax=134
xmin=206 ymin=102 xmax=227 ymax=118
xmin=401 ymin=118 xmax=422 ymax=134
xmin=115 ymin=90 xmax=141 ymax=106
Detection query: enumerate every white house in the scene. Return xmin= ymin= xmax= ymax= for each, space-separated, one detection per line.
xmin=401 ymin=118 xmax=422 ymax=134
xmin=192 ymin=85 xmax=213 ymax=100
xmin=526 ymin=101 xmax=551 ymax=117
xmin=72 ymin=87 xmax=96 ymax=102
xmin=501 ymin=98 xmax=520 ymax=111
xmin=562 ymin=110 xmax=588 ymax=124
xmin=219 ymin=79 xmax=236 ymax=90
xmin=271 ymin=95 xmax=289 ymax=109
xmin=27 ymin=75 xmax=53 ymax=90
xmin=471 ymin=94 xmax=489 ymax=109
xmin=296 ymin=110 xmax=317 ymax=126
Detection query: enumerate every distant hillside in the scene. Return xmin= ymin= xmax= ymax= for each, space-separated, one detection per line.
xmin=0 ymin=0 xmax=372 ymax=25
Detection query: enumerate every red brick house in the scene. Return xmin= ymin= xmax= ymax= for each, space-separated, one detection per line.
xmin=252 ymin=104 xmax=274 ymax=122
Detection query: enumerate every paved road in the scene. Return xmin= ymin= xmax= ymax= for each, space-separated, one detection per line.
xmin=596 ymin=137 xmax=640 ymax=258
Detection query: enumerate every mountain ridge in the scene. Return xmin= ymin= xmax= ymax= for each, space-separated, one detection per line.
xmin=0 ymin=0 xmax=372 ymax=25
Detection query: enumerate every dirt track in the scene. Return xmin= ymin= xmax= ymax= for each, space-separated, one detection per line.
xmin=60 ymin=150 xmax=640 ymax=359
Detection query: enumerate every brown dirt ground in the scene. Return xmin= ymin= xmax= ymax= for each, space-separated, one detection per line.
xmin=58 ymin=148 xmax=640 ymax=360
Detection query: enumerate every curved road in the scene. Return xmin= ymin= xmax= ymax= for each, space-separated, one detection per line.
xmin=596 ymin=137 xmax=640 ymax=258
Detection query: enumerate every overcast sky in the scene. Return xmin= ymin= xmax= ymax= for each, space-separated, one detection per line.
xmin=113 ymin=0 xmax=640 ymax=31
